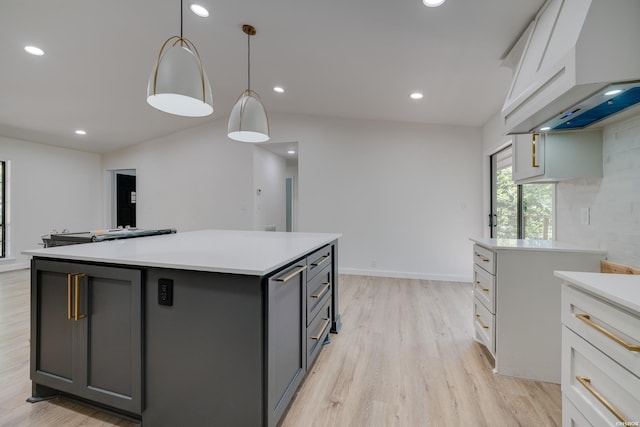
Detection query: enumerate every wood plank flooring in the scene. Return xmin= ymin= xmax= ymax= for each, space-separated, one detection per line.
xmin=0 ymin=273 xmax=561 ymax=427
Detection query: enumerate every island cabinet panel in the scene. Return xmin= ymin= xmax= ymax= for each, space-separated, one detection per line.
xmin=143 ymin=269 xmax=264 ymax=427
xmin=267 ymin=262 xmax=307 ymax=427
xmin=30 ymin=259 xmax=142 ymax=415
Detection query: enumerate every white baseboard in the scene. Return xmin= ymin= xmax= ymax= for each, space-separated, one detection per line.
xmin=340 ymin=267 xmax=472 ymax=283
xmin=0 ymin=260 xmax=30 ymax=273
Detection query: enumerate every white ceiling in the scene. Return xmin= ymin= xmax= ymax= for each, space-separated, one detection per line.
xmin=0 ymin=0 xmax=544 ymax=154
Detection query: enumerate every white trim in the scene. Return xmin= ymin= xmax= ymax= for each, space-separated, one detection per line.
xmin=0 ymin=260 xmax=29 ymax=273
xmin=340 ymin=267 xmax=471 ymax=283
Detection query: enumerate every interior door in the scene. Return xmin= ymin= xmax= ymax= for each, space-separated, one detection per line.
xmin=116 ymin=174 xmax=136 ymax=228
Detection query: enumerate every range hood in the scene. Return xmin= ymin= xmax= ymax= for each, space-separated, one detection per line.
xmin=502 ymin=0 xmax=640 ymax=134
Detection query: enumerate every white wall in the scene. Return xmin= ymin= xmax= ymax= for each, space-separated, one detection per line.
xmin=270 ymin=114 xmax=483 ymax=281
xmin=102 ymin=121 xmax=254 ymax=232
xmin=556 ymin=112 xmax=640 ymax=267
xmin=253 ymin=146 xmax=286 ymax=231
xmin=0 ymin=136 xmax=102 ymax=269
xmin=102 ymin=113 xmax=483 ymax=281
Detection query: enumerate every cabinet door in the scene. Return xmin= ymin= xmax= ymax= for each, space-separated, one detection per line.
xmin=267 ymin=262 xmax=307 ymax=427
xmin=31 ymin=262 xmax=78 ymax=394
xmin=512 ymin=133 xmax=545 ymax=182
xmin=31 ymin=260 xmax=142 ymax=414
xmin=78 ymin=264 xmax=142 ymax=414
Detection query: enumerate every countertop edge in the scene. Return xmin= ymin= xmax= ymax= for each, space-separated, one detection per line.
xmin=470 ymin=237 xmax=607 ymax=254
xmin=554 ymin=270 xmax=640 ymax=314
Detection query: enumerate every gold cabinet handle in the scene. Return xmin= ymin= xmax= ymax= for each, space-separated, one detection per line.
xmin=311 ymin=318 xmax=331 ymax=340
xmin=532 ymin=133 xmax=540 ymax=168
xmin=474 ymin=281 xmax=490 ymax=292
xmin=311 ymin=282 xmax=331 ymax=299
xmin=274 ymin=265 xmax=307 ymax=282
xmin=474 ymin=252 xmax=490 ymax=263
xmin=575 ymin=313 xmax=640 ymax=352
xmin=311 ymin=255 xmax=330 ymax=268
xmin=576 ymin=376 xmax=628 ymax=423
xmin=74 ymin=274 xmax=86 ymax=321
xmin=475 ymin=314 xmax=490 ymax=329
xmin=67 ymin=274 xmax=74 ymax=320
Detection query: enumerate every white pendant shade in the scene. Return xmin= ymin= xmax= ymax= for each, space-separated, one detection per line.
xmin=227 ymin=90 xmax=270 ymax=143
xmin=147 ymin=42 xmax=213 ymax=117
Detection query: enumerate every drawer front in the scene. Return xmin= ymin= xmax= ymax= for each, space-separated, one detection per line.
xmin=307 ymin=264 xmax=332 ymax=326
xmin=307 ymin=301 xmax=331 ymax=369
xmin=473 ymin=264 xmax=495 ymax=313
xmin=562 ymin=327 xmax=640 ymax=426
xmin=473 ymin=296 xmax=495 ymax=355
xmin=307 ymin=245 xmax=332 ymax=282
xmin=562 ymin=284 xmax=640 ymax=378
xmin=562 ymin=394 xmax=593 ymax=427
xmin=473 ymin=244 xmax=495 ymax=275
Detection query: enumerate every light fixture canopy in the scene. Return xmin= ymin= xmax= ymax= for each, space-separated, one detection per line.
xmin=147 ymin=0 xmax=213 ymax=117
xmin=228 ymin=24 xmax=270 ymax=143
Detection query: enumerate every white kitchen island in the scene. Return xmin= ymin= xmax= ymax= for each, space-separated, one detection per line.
xmin=470 ymin=238 xmax=606 ymax=383
xmin=23 ymin=229 xmax=341 ymax=427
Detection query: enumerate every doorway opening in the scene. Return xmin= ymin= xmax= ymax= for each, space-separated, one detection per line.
xmin=111 ymin=170 xmax=136 ymax=229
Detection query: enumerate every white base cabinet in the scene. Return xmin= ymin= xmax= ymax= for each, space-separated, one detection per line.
xmin=558 ymin=272 xmax=640 ymax=426
xmin=470 ymin=239 xmax=604 ymax=383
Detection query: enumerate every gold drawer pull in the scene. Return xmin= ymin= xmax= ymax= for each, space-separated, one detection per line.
xmin=312 ymin=282 xmax=331 ymax=299
xmin=576 ymin=376 xmax=628 ymax=423
xmin=274 ymin=265 xmax=307 ymax=282
xmin=311 ymin=255 xmax=330 ymax=267
xmin=576 ymin=314 xmax=640 ymax=352
xmin=475 ymin=314 xmax=489 ymax=329
xmin=311 ymin=318 xmax=331 ymax=340
xmin=475 ymin=282 xmax=490 ymax=292
xmin=475 ymin=252 xmax=490 ymax=263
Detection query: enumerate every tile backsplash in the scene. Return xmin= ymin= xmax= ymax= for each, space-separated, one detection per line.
xmin=557 ymin=112 xmax=640 ymax=267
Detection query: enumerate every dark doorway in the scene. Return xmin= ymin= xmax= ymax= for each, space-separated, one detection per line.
xmin=116 ymin=174 xmax=136 ymax=228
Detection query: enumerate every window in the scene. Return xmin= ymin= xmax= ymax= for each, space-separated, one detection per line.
xmin=0 ymin=160 xmax=5 ymax=257
xmin=490 ymin=146 xmax=554 ymax=239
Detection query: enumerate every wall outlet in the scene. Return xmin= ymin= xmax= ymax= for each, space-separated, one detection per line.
xmin=581 ymin=207 xmax=590 ymax=225
xmin=158 ymin=278 xmax=173 ymax=306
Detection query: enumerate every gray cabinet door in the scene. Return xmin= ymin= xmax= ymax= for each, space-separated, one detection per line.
xmin=266 ymin=262 xmax=307 ymax=427
xmin=31 ymin=259 xmax=142 ymax=414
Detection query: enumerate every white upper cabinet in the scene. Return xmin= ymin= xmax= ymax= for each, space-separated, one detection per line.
xmin=512 ymin=130 xmax=602 ymax=184
xmin=502 ymin=0 xmax=640 ymax=134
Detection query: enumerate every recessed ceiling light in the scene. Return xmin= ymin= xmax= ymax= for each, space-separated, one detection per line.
xmin=539 ymin=127 xmax=551 ymax=131
xmin=24 ymin=45 xmax=44 ymax=56
xmin=423 ymin=0 xmax=446 ymax=7
xmin=273 ymin=86 xmax=285 ymax=93
xmin=190 ymin=4 xmax=209 ymax=17
xmin=287 ymin=150 xmax=296 ymax=154
xmin=75 ymin=129 xmax=87 ymax=135
xmin=604 ymin=89 xmax=623 ymax=96
xmin=410 ymin=92 xmax=424 ymax=100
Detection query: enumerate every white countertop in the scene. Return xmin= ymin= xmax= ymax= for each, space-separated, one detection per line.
xmin=23 ymin=229 xmax=342 ymax=276
xmin=555 ymin=271 xmax=640 ymax=314
xmin=470 ymin=237 xmax=606 ymax=254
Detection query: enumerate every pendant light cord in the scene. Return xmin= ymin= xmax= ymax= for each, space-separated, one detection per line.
xmin=247 ymin=31 xmax=251 ymax=91
xmin=180 ymin=0 xmax=183 ymax=38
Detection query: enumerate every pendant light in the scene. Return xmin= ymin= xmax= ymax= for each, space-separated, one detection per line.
xmin=147 ymin=0 xmax=213 ymax=117
xmin=228 ymin=24 xmax=270 ymax=143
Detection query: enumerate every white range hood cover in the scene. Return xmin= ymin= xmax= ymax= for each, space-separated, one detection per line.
xmin=502 ymin=0 xmax=640 ymax=134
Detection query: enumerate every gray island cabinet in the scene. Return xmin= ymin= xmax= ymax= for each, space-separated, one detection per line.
xmin=24 ymin=230 xmax=342 ymax=427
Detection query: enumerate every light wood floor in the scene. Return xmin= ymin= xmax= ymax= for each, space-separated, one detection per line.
xmin=0 ymin=273 xmax=561 ymax=427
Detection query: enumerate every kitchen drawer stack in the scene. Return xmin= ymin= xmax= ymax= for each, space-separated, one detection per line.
xmin=472 ymin=244 xmax=496 ymax=355
xmin=305 ymin=245 xmax=333 ymax=368
xmin=560 ymin=277 xmax=640 ymax=426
